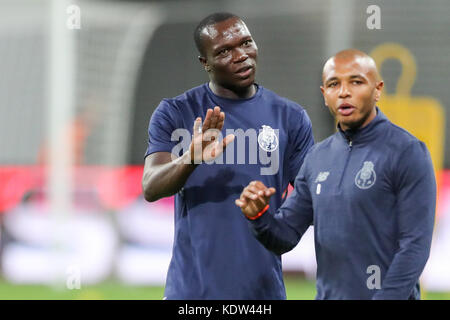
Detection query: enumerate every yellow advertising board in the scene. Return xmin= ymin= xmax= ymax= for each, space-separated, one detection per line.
xmin=370 ymin=43 xmax=445 ymax=190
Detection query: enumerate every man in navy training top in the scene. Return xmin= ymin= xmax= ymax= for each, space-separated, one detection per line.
xmin=236 ymin=49 xmax=436 ymax=300
xmin=141 ymin=12 xmax=314 ymax=299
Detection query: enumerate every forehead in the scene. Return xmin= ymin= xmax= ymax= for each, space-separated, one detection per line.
xmin=201 ymin=18 xmax=251 ymax=48
xmin=323 ymin=56 xmax=375 ymax=81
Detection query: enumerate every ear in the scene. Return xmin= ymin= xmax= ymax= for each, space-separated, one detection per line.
xmin=198 ymin=56 xmax=210 ymax=72
xmin=374 ymin=81 xmax=384 ymax=102
xmin=320 ymin=86 xmax=328 ymax=106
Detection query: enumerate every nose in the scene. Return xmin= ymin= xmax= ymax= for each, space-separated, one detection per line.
xmin=233 ymin=47 xmax=248 ymax=63
xmin=338 ymin=83 xmax=351 ymax=98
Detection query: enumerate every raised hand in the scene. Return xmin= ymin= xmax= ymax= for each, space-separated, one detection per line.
xmin=190 ymin=106 xmax=235 ymax=164
xmin=235 ymin=181 xmax=276 ymax=218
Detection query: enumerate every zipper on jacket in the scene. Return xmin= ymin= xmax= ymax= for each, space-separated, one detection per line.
xmin=338 ymin=137 xmax=353 ymax=188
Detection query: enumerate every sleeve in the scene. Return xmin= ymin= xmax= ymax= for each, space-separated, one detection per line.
xmin=372 ymin=140 xmax=436 ymax=300
xmin=247 ymin=158 xmax=314 ymax=255
xmin=144 ymin=99 xmax=183 ymax=158
xmin=287 ymin=108 xmax=314 ymax=186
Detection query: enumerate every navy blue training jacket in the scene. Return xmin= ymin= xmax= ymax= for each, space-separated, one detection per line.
xmin=249 ymin=108 xmax=436 ymax=300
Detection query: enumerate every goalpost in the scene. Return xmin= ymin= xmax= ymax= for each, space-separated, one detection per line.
xmin=0 ymin=0 xmax=164 ymax=287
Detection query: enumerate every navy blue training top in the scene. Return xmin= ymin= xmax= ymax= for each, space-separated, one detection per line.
xmin=145 ymin=83 xmax=314 ymax=299
xmin=249 ymin=108 xmax=436 ymax=300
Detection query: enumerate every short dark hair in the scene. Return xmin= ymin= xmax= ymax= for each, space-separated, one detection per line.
xmin=194 ymin=12 xmax=241 ymax=57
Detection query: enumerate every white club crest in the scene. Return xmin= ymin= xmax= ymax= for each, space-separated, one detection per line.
xmin=355 ymin=161 xmax=376 ymax=189
xmin=315 ymin=171 xmax=329 ymax=195
xmin=315 ymin=171 xmax=330 ymax=183
xmin=258 ymin=125 xmax=279 ymax=152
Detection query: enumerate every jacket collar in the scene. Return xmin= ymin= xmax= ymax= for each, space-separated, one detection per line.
xmin=336 ymin=107 xmax=389 ymax=146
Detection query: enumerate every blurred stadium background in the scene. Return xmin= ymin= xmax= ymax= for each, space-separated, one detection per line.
xmin=1 ymin=0 xmax=449 ymax=299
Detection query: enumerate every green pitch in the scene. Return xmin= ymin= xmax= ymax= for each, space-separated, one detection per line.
xmin=0 ymin=276 xmax=448 ymax=300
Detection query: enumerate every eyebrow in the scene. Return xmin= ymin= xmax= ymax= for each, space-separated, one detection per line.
xmin=325 ymin=74 xmax=366 ymax=84
xmin=325 ymin=76 xmax=338 ymax=84
xmin=213 ymin=35 xmax=253 ymax=54
xmin=213 ymin=45 xmax=231 ymax=54
xmin=349 ymin=75 xmax=365 ymax=80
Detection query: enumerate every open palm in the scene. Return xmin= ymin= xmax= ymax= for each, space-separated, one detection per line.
xmin=190 ymin=106 xmax=235 ymax=164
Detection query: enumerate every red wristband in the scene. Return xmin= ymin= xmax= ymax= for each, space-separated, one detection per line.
xmin=246 ymin=204 xmax=269 ymax=220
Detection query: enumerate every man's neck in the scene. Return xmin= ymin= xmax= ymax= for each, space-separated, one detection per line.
xmin=209 ymin=82 xmax=256 ymax=99
xmin=339 ymin=107 xmax=378 ymax=132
